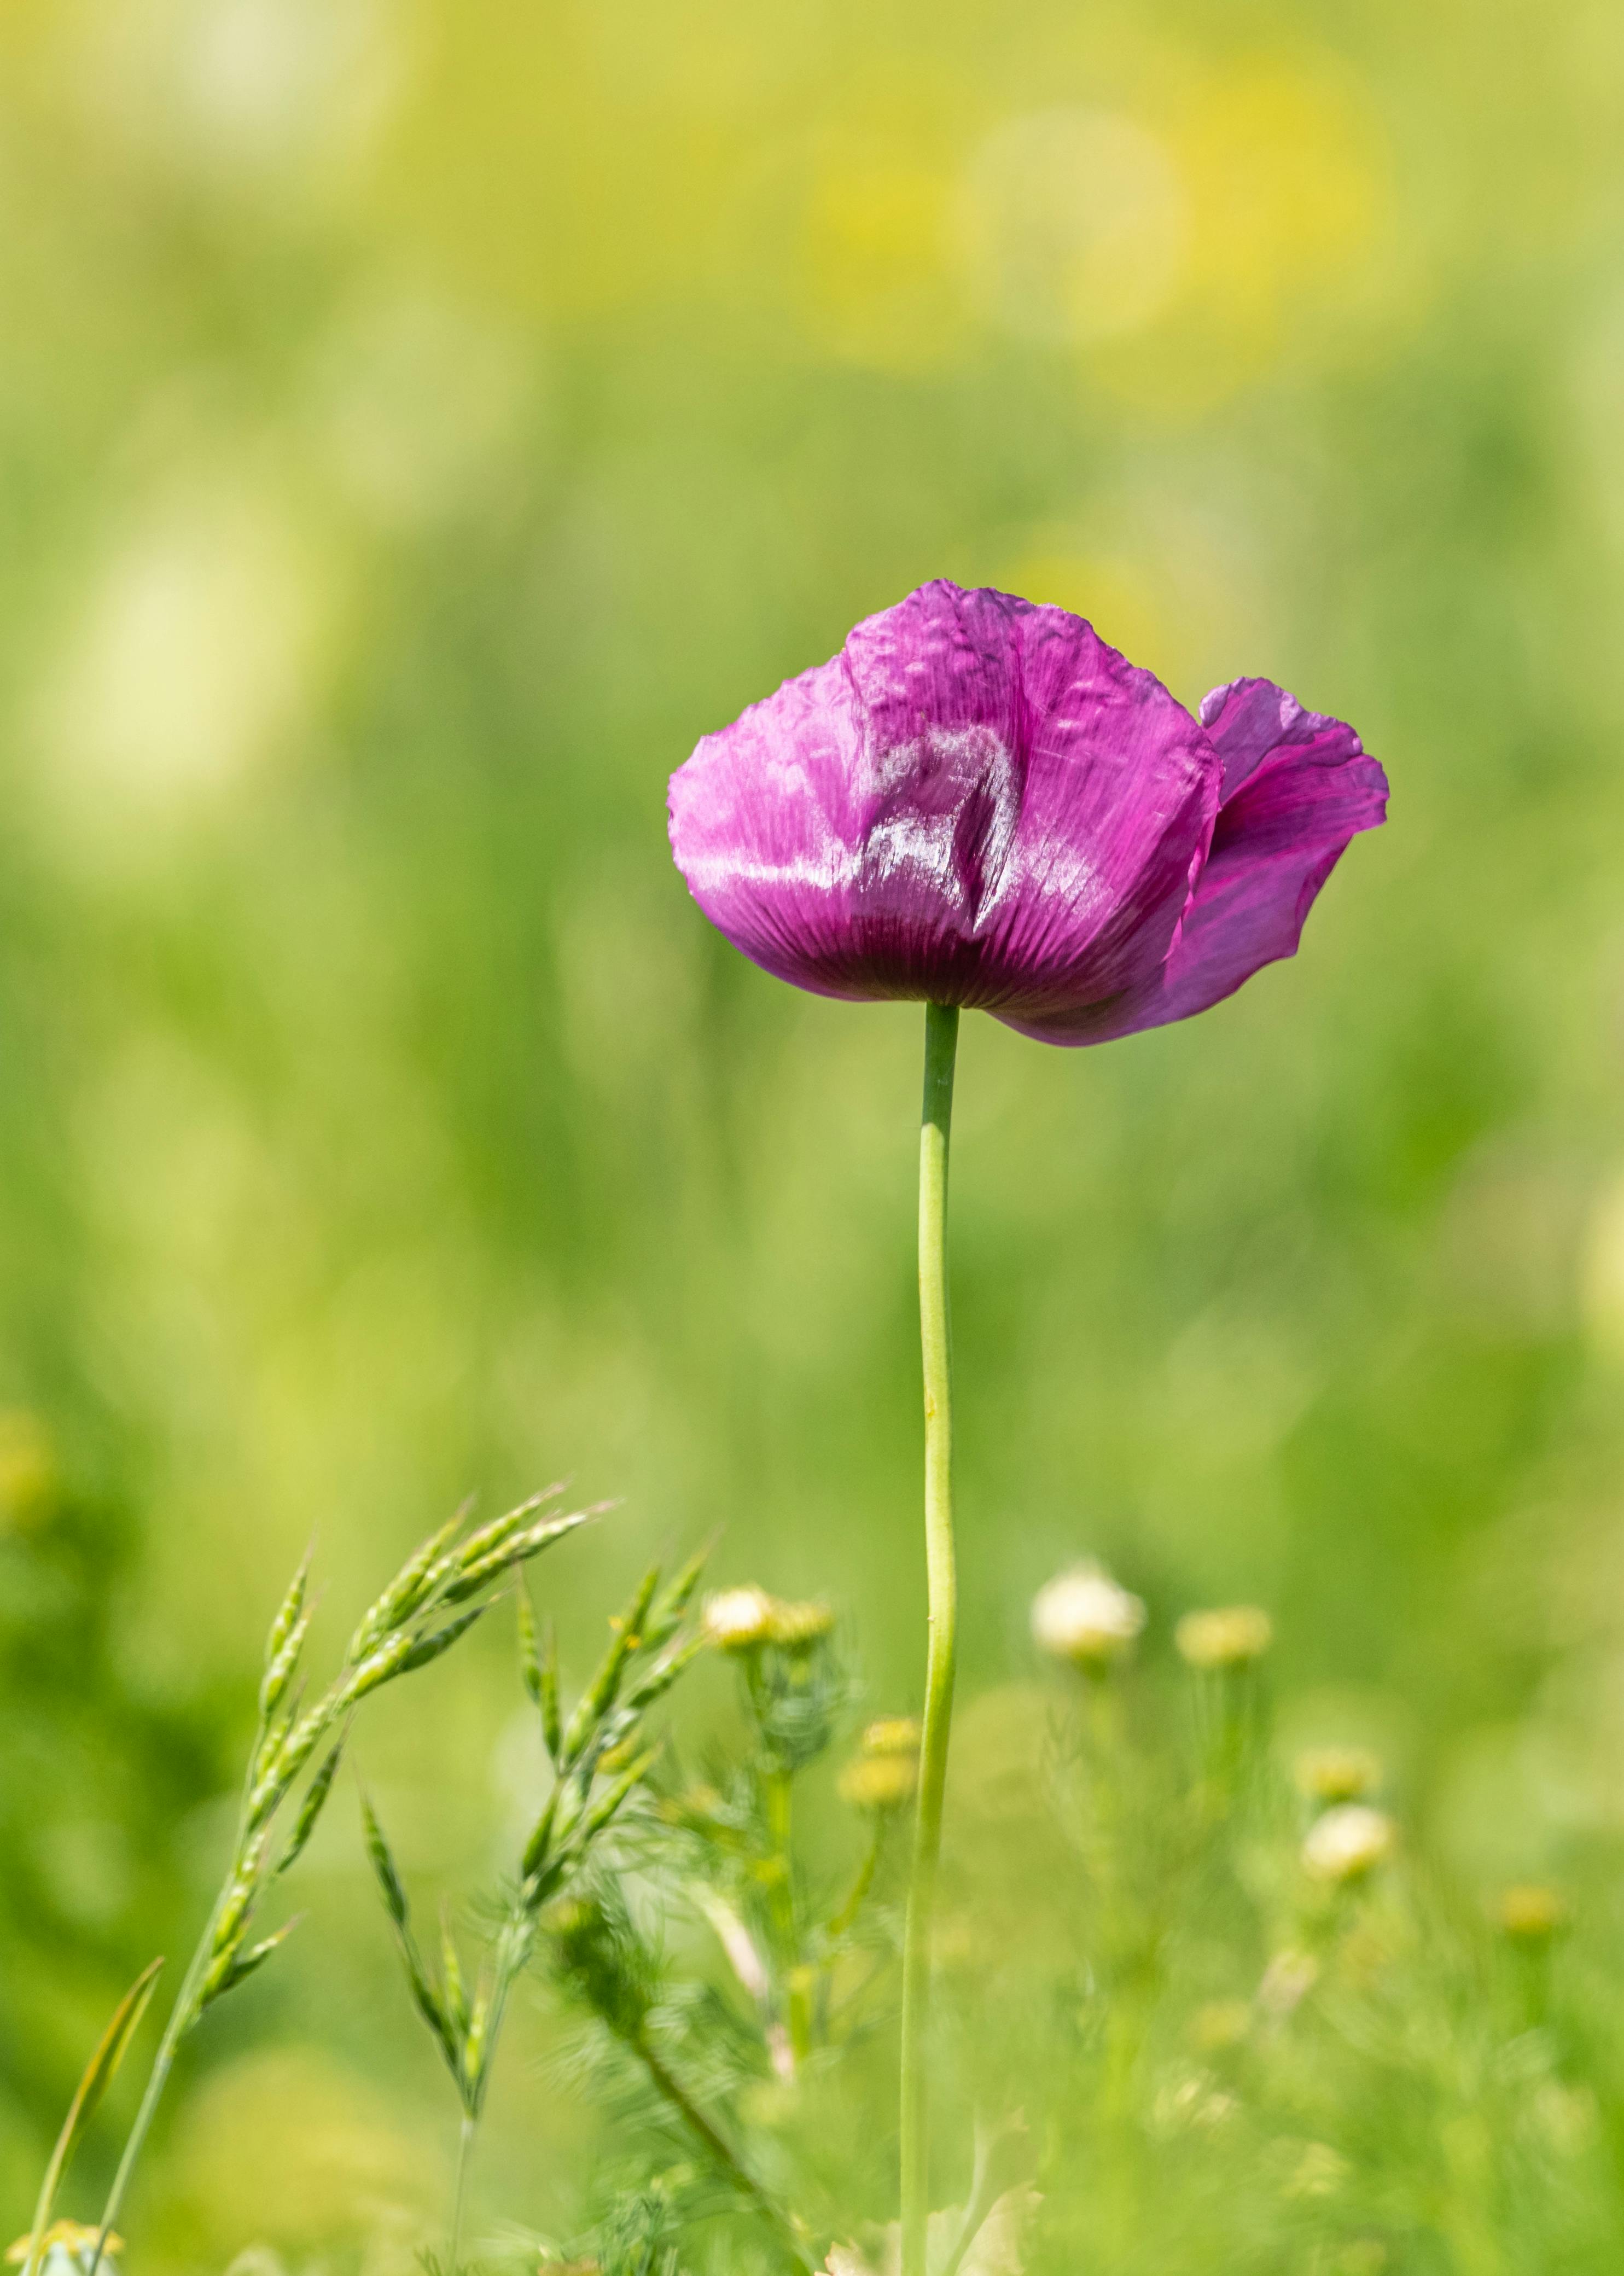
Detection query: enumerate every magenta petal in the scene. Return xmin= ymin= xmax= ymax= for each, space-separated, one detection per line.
xmin=669 ymin=581 xmax=1221 ymax=1020
xmin=1003 ymin=680 xmax=1388 ymax=1046
xmin=667 ymin=651 xmax=871 ymax=1002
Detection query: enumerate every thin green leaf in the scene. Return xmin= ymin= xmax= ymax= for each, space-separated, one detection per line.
xmin=20 ymin=1957 xmax=164 ymax=2276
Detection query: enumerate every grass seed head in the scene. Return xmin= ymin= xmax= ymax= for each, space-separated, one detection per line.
xmin=360 ymin=1792 xmax=409 ymax=1926
xmin=258 ymin=1605 xmax=312 ymax=1721
xmin=348 ymin=1506 xmax=469 ymax=1661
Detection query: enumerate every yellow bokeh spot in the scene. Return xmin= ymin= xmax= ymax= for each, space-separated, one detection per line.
xmin=0 ymin=1410 xmax=56 ymax=1532
xmin=803 ymin=155 xmax=964 ymax=371
xmin=1084 ymin=53 xmax=1399 ymax=418
xmin=1177 ymin=59 xmax=1385 ymax=322
xmin=997 ymin=547 xmax=1169 ymax=682
xmin=955 ymin=108 xmax=1187 ymax=347
xmin=1582 ymin=1171 xmax=1624 ymax=1364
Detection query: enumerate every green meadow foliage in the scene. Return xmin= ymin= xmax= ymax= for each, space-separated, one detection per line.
xmin=3 ymin=0 xmax=1624 ymax=2268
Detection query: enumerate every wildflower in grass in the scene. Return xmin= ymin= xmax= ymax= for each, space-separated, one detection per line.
xmin=1294 ymin=1746 xmax=1382 ymax=1806
xmin=669 ymin=581 xmax=1386 ymax=1046
xmin=1498 ymin=1884 xmax=1567 ymax=1943
xmin=65 ymin=1494 xmax=596 ymax=2276
xmin=669 ymin=578 xmax=1385 ymax=2276
xmin=364 ymin=1555 xmax=706 ymax=2273
xmin=1031 ymin=1565 xmax=1146 ymax=1668
xmin=7 ymin=2228 xmax=121 ymax=2276
xmin=1301 ymin=1802 xmax=1395 ymax=1884
xmin=1175 ymin=1604 xmax=1272 ymax=1669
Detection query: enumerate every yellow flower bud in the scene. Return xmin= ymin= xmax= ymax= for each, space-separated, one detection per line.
xmin=839 ymin=1751 xmax=919 ymax=1813
xmin=1498 ymin=1883 xmax=1566 ymax=1943
xmin=861 ymin=1716 xmax=922 ymax=1757
xmin=1294 ymin=1746 xmax=1382 ymax=1806
xmin=766 ymin=1598 xmax=836 ymax=1651
xmin=1175 ymin=1605 xmax=1272 ymax=1670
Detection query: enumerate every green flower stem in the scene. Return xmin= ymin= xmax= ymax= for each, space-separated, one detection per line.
xmin=89 ymin=1914 xmax=220 ymax=2274
xmin=827 ymin=1817 xmax=886 ymax=1941
xmin=900 ymin=1000 xmax=960 ymax=2276
xmin=630 ymin=2028 xmax=815 ymax=2271
xmin=764 ymin=1768 xmax=811 ymax=2063
xmin=449 ymin=2112 xmax=475 ymax=2273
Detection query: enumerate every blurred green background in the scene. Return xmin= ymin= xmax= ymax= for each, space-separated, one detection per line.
xmin=3 ymin=0 xmax=1624 ymax=2261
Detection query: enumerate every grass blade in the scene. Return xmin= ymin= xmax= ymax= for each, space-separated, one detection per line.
xmin=22 ymin=1958 xmax=164 ymax=2276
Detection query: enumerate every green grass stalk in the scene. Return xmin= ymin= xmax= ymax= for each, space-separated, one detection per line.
xmin=900 ymin=1000 xmax=959 ymax=2276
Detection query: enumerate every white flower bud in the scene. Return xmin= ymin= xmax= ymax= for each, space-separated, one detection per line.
xmin=1301 ymin=1802 xmax=1395 ymax=1884
xmin=701 ymin=1585 xmax=778 ymax=1652
xmin=1031 ymin=1565 xmax=1145 ymax=1667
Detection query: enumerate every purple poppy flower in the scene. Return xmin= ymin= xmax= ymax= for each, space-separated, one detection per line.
xmin=667 ymin=580 xmax=1386 ymax=1044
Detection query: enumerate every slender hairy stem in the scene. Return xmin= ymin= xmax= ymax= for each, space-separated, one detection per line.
xmin=900 ymin=1000 xmax=960 ymax=2276
xmin=632 ymin=2030 xmax=815 ymax=2271
xmin=764 ymin=1769 xmax=810 ymax=2064
xmin=449 ymin=2112 xmax=476 ymax=2273
xmin=827 ymin=1818 xmax=886 ymax=1942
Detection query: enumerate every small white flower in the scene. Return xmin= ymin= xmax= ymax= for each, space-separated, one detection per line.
xmin=7 ymin=2226 xmax=124 ymax=2276
xmin=701 ymin=1585 xmax=778 ymax=1652
xmin=1031 ymin=1565 xmax=1145 ymax=1667
xmin=1302 ymin=1803 xmax=1395 ymax=1884
xmin=1257 ymin=1947 xmax=1319 ymax=2018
